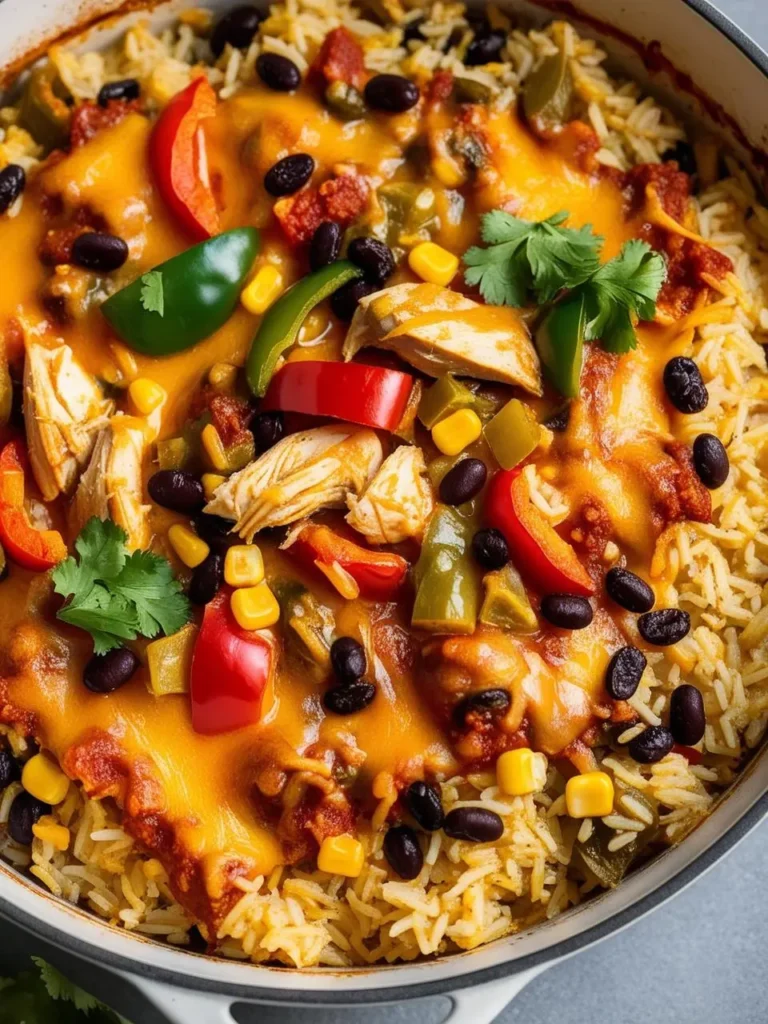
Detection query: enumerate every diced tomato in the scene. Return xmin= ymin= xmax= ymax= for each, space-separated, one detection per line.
xmin=70 ymin=99 xmax=141 ymax=148
xmin=274 ymin=173 xmax=370 ymax=246
xmin=310 ymin=27 xmax=366 ymax=90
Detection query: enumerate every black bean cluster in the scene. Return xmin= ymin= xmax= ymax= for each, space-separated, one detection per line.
xmin=692 ymin=433 xmax=730 ymax=489
xmin=347 ymin=237 xmax=396 ymax=285
xmin=330 ymin=279 xmax=377 ymax=322
xmin=97 ymin=78 xmax=140 ymax=107
xmin=605 ymin=646 xmax=647 ymax=701
xmin=663 ymin=357 xmax=708 ymax=414
xmin=189 ymin=551 xmax=225 ymax=606
xmin=628 ymin=725 xmax=675 ymax=764
xmin=0 ymin=164 xmax=25 ymax=216
xmin=256 ymin=52 xmax=301 ymax=92
xmin=71 ymin=232 xmax=129 ymax=273
xmin=464 ymin=28 xmax=506 ymax=66
xmin=309 ymin=221 xmax=342 ymax=271
xmin=8 ymin=791 xmax=50 ymax=845
xmin=251 ymin=410 xmax=285 ymax=453
xmin=669 ymin=684 xmax=706 ymax=745
xmin=383 ymin=779 xmax=504 ymax=879
xmin=211 ymin=4 xmax=264 ymax=56
xmin=148 ymin=470 xmax=205 ymax=515
xmin=454 ymin=688 xmax=511 ymax=727
xmin=540 ymin=594 xmax=594 ymax=630
xmin=364 ymin=74 xmax=420 ymax=113
xmin=471 ymin=528 xmax=509 ymax=570
xmin=605 ymin=567 xmax=655 ymax=613
xmin=0 ymin=749 xmax=20 ymax=789
xmin=324 ymin=636 xmax=375 ymax=715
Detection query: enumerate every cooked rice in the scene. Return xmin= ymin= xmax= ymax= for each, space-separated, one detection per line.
xmin=1 ymin=0 xmax=768 ymax=970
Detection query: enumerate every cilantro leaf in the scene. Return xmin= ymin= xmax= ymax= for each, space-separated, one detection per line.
xmin=463 ymin=210 xmax=603 ymax=306
xmin=52 ymin=517 xmax=191 ymax=654
xmin=581 ymin=240 xmax=667 ymax=353
xmin=140 ymin=271 xmax=164 ymax=316
xmin=33 ymin=957 xmax=101 ymax=1013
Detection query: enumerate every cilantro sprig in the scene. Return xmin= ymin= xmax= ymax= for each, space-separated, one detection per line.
xmin=463 ymin=209 xmax=667 ymax=355
xmin=140 ymin=270 xmax=164 ymax=316
xmin=52 ymin=518 xmax=191 ymax=655
xmin=464 ymin=210 xmax=604 ymax=306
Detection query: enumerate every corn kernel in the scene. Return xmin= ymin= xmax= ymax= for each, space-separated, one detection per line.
xmin=225 ymin=545 xmax=265 ymax=588
xmin=208 ymin=362 xmax=239 ymax=393
xmin=432 ymin=408 xmax=483 ymax=456
xmin=201 ymin=423 xmax=230 ymax=472
xmin=408 ymin=242 xmax=459 ymax=287
xmin=168 ymin=524 xmax=210 ymax=569
xmin=129 ymin=378 xmax=167 ymax=416
xmin=202 ymin=473 xmax=227 ymax=502
xmin=241 ymin=265 xmax=284 ymax=315
xmin=497 ymin=748 xmax=548 ymax=797
xmin=565 ymin=771 xmax=614 ymax=819
xmin=32 ymin=816 xmax=70 ymax=851
xmin=22 ymin=753 xmax=70 ymax=806
xmin=431 ymin=155 xmax=466 ymax=188
xmin=230 ymin=581 xmax=280 ymax=630
xmin=317 ymin=834 xmax=365 ymax=877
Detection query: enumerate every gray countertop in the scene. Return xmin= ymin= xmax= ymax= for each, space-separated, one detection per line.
xmin=3 ymin=3 xmax=768 ymax=1023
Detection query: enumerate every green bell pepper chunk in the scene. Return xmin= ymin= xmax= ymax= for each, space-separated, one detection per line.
xmin=418 ymin=374 xmax=495 ymax=430
xmin=412 ymin=506 xmax=482 ymax=634
xmin=246 ymin=260 xmax=362 ymax=397
xmin=101 ymin=228 xmax=259 ymax=356
xmin=535 ymin=290 xmax=586 ymax=399
xmin=484 ymin=398 xmax=540 ymax=470
xmin=479 ymin=563 xmax=538 ymax=632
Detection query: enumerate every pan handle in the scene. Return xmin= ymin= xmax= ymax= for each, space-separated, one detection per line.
xmin=442 ymin=964 xmax=548 ymax=1024
xmin=128 ymin=963 xmax=549 ymax=1024
xmin=128 ymin=976 xmax=236 ymax=1024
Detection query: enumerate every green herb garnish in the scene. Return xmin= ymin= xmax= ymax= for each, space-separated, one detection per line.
xmin=463 ymin=210 xmax=667 ymax=354
xmin=52 ymin=518 xmax=191 ymax=654
xmin=463 ymin=210 xmax=603 ymax=306
xmin=139 ymin=270 xmax=164 ymax=316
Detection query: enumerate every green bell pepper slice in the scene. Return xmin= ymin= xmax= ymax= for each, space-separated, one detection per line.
xmin=484 ymin=398 xmax=541 ymax=470
xmin=246 ymin=260 xmax=362 ymax=397
xmin=412 ymin=506 xmax=481 ymax=634
xmin=479 ymin=563 xmax=538 ymax=633
xmin=535 ymin=290 xmax=586 ymax=399
xmin=101 ymin=228 xmax=259 ymax=356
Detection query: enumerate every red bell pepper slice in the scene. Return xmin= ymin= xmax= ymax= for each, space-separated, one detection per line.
xmin=485 ymin=467 xmax=594 ymax=596
xmin=190 ymin=589 xmax=273 ymax=735
xmin=287 ymin=523 xmax=408 ymax=601
xmin=0 ymin=441 xmax=67 ymax=572
xmin=262 ymin=361 xmax=414 ymax=433
xmin=150 ymin=77 xmax=220 ymax=241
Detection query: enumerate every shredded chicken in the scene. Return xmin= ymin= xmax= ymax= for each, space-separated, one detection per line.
xmin=343 ymin=282 xmax=542 ymax=394
xmin=205 ymin=426 xmax=383 ymax=541
xmin=71 ymin=415 xmax=150 ymax=550
xmin=346 ymin=445 xmax=434 ymax=544
xmin=23 ymin=340 xmax=113 ymax=501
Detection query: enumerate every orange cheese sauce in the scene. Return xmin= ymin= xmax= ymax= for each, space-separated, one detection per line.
xmin=0 ymin=82 xmax=684 ymax=876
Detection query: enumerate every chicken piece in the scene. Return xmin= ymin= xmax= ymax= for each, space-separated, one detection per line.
xmin=71 ymin=415 xmax=150 ymax=550
xmin=24 ymin=340 xmax=114 ymax=501
xmin=343 ymin=283 xmax=542 ymax=395
xmin=346 ymin=444 xmax=434 ymax=544
xmin=205 ymin=426 xmax=383 ymax=542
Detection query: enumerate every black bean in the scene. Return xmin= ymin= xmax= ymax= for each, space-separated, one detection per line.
xmin=211 ymin=5 xmax=264 ymax=56
xmin=189 ymin=551 xmax=224 ymax=606
xmin=71 ymin=232 xmax=129 ymax=273
xmin=540 ymin=594 xmax=594 ymax=630
xmin=692 ymin=433 xmax=729 ymax=489
xmin=347 ymin=237 xmax=396 ymax=284
xmin=455 ymin=688 xmax=511 ymax=726
xmin=404 ymin=781 xmax=444 ymax=831
xmin=330 ymin=279 xmax=378 ymax=321
xmin=309 ymin=221 xmax=342 ymax=271
xmin=663 ymin=357 xmax=708 ymax=414
xmin=628 ymin=725 xmax=674 ymax=764
xmin=666 ymin=139 xmax=697 ymax=177
xmin=439 ymin=458 xmax=487 ymax=506
xmin=251 ymin=411 xmax=285 ymax=453
xmin=264 ymin=153 xmax=315 ymax=197
xmin=605 ymin=567 xmax=655 ymax=613
xmin=0 ymin=164 xmax=25 ymax=215
xmin=638 ymin=608 xmax=691 ymax=646
xmin=97 ymin=78 xmax=140 ymax=107
xmin=84 ymin=648 xmax=140 ymax=694
xmin=194 ymin=514 xmax=238 ymax=551
xmin=543 ymin=404 xmax=570 ymax=432
xmin=383 ymin=824 xmax=423 ymax=879
xmin=605 ymin=646 xmax=647 ymax=701
xmin=0 ymin=749 xmax=20 ymax=790
xmin=364 ymin=74 xmax=420 ymax=113
xmin=464 ymin=28 xmax=506 ymax=66
xmin=471 ymin=528 xmax=509 ymax=570
xmin=148 ymin=470 xmax=205 ymax=514
xmin=331 ymin=636 xmax=367 ymax=686
xmin=669 ymin=684 xmax=706 ymax=746
xmin=8 ymin=792 xmax=50 ymax=845
xmin=324 ymin=681 xmax=376 ymax=715
xmin=255 ymin=52 xmax=301 ymax=92
xmin=402 ymin=17 xmax=425 ymax=43
xmin=443 ymin=807 xmax=504 ymax=843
